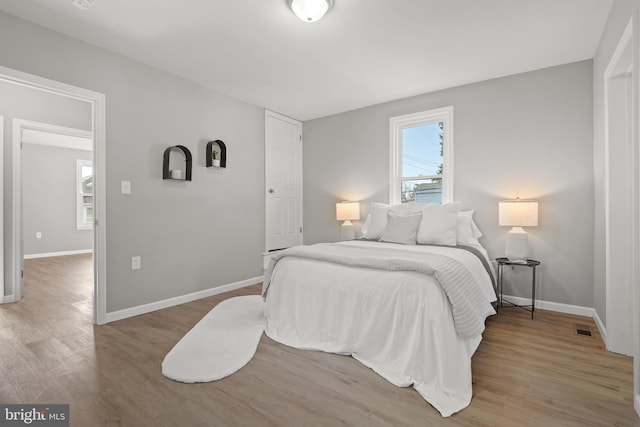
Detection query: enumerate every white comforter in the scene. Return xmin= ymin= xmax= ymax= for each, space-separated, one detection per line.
xmin=263 ymin=240 xmax=496 ymax=417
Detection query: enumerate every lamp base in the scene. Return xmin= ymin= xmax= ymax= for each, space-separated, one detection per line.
xmin=505 ymin=227 xmax=529 ymax=262
xmin=340 ymin=221 xmax=355 ymax=241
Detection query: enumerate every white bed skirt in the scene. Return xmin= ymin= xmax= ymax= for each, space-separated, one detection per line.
xmin=264 ymin=256 xmax=483 ymax=417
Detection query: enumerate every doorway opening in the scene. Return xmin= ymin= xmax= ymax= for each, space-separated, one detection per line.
xmin=0 ymin=66 xmax=106 ymax=324
xmin=21 ymin=123 xmax=94 ymax=321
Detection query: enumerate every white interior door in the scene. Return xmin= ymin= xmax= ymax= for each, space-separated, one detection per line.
xmin=265 ymin=110 xmax=303 ymax=252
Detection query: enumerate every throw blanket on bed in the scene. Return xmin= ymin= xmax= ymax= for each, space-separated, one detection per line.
xmin=263 ymin=243 xmax=495 ymax=339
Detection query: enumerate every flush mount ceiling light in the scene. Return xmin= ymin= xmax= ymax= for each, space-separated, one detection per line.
xmin=73 ymin=0 xmax=93 ymax=10
xmin=289 ymin=0 xmax=333 ymax=23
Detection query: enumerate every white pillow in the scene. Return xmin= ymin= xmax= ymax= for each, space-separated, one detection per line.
xmin=379 ymin=211 xmax=422 ymax=245
xmin=407 ymin=201 xmax=431 ymax=213
xmin=471 ymin=218 xmax=483 ymax=238
xmin=457 ymin=210 xmax=480 ymax=246
xmin=362 ymin=202 xmax=408 ymax=240
xmin=361 ymin=214 xmax=371 ymax=237
xmin=412 ymin=202 xmax=460 ymax=246
xmin=410 ymin=203 xmax=483 ymax=244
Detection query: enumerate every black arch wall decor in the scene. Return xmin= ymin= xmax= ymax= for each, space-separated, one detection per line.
xmin=206 ymin=140 xmax=227 ymax=168
xmin=163 ymin=145 xmax=193 ymax=181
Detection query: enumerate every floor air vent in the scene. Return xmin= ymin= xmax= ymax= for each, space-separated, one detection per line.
xmin=575 ymin=324 xmax=593 ymax=338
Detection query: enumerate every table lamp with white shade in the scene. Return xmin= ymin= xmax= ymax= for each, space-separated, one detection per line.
xmin=498 ymin=198 xmax=538 ymax=262
xmin=336 ymin=201 xmax=360 ymax=241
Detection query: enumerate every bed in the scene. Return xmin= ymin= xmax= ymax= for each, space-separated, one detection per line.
xmin=262 ymin=202 xmax=497 ymax=417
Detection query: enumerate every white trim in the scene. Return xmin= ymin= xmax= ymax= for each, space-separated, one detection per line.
xmin=22 ymin=127 xmax=92 ymax=151
xmin=0 ymin=65 xmax=107 ymax=325
xmin=389 ymin=106 xmax=454 ymax=204
xmin=12 ymin=119 xmax=24 ymax=302
xmin=592 ymin=308 xmax=607 ymax=346
xmin=93 ymin=89 xmax=107 ymax=325
xmin=0 ymin=115 xmax=3 ymax=304
xmin=636 ymin=11 xmax=640 ymax=416
xmin=13 ymin=120 xmax=94 ymax=296
xmin=501 ymin=294 xmax=595 ymax=317
xmin=265 ymin=110 xmax=300 ymax=126
xmin=104 ymin=276 xmax=262 ymax=323
xmin=24 ymin=249 xmax=93 ymax=259
xmin=0 ymin=115 xmax=2 ymax=304
xmin=603 ymin=18 xmax=635 ymax=357
xmin=502 ymin=295 xmax=614 ymax=346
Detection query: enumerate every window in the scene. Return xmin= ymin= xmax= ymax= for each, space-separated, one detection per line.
xmin=76 ymin=159 xmax=93 ymax=230
xmin=389 ymin=106 xmax=453 ymax=204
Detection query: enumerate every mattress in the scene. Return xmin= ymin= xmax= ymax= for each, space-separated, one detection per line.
xmin=263 ymin=240 xmax=496 ymax=417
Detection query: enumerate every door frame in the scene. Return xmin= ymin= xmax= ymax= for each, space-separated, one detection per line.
xmin=602 ymin=17 xmax=640 ymax=415
xmin=264 ymin=110 xmax=303 ymax=251
xmin=0 ymin=65 xmax=107 ymax=325
xmin=604 ymin=19 xmax=635 ymax=357
xmin=13 ymin=119 xmax=93 ymax=301
xmin=0 ymin=115 xmax=3 ymax=304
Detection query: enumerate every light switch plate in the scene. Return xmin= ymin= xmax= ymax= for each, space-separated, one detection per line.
xmin=121 ymin=180 xmax=131 ymax=194
xmin=131 ymin=256 xmax=141 ymax=270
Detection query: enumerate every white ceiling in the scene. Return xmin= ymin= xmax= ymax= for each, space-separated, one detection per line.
xmin=0 ymin=0 xmax=613 ymax=121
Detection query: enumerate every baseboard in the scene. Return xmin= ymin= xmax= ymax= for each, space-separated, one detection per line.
xmin=592 ymin=307 xmax=607 ymax=345
xmin=0 ymin=294 xmax=16 ymax=304
xmin=24 ymin=249 xmax=93 ymax=259
xmin=501 ymin=294 xmax=594 ymax=317
xmin=501 ymin=295 xmax=611 ymax=344
xmin=104 ymin=276 xmax=262 ymax=323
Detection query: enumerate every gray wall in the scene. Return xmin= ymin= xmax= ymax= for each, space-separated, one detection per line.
xmin=303 ymin=61 xmax=594 ymax=308
xmin=22 ymin=144 xmax=93 ymax=256
xmin=0 ymin=11 xmax=265 ymax=312
xmin=0 ymin=80 xmax=92 ymax=131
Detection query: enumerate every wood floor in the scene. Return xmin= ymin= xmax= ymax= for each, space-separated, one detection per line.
xmin=1 ymin=254 xmax=638 ymax=426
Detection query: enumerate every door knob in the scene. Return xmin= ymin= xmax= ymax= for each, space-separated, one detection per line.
xmin=268 ymin=188 xmax=275 ymax=193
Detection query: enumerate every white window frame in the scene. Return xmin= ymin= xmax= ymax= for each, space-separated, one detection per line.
xmin=389 ymin=106 xmax=454 ymax=204
xmin=76 ymin=159 xmax=93 ymax=230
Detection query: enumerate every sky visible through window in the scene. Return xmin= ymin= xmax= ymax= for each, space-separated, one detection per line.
xmin=402 ymin=122 xmax=442 ymax=178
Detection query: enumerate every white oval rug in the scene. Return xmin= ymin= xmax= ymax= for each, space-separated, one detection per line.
xmin=162 ymin=295 xmax=264 ymax=383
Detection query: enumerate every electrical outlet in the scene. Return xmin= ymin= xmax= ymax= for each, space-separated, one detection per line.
xmin=36 ymin=232 xmax=42 ymax=239
xmin=131 ymin=256 xmax=141 ymax=270
xmin=121 ymin=180 xmax=131 ymax=194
